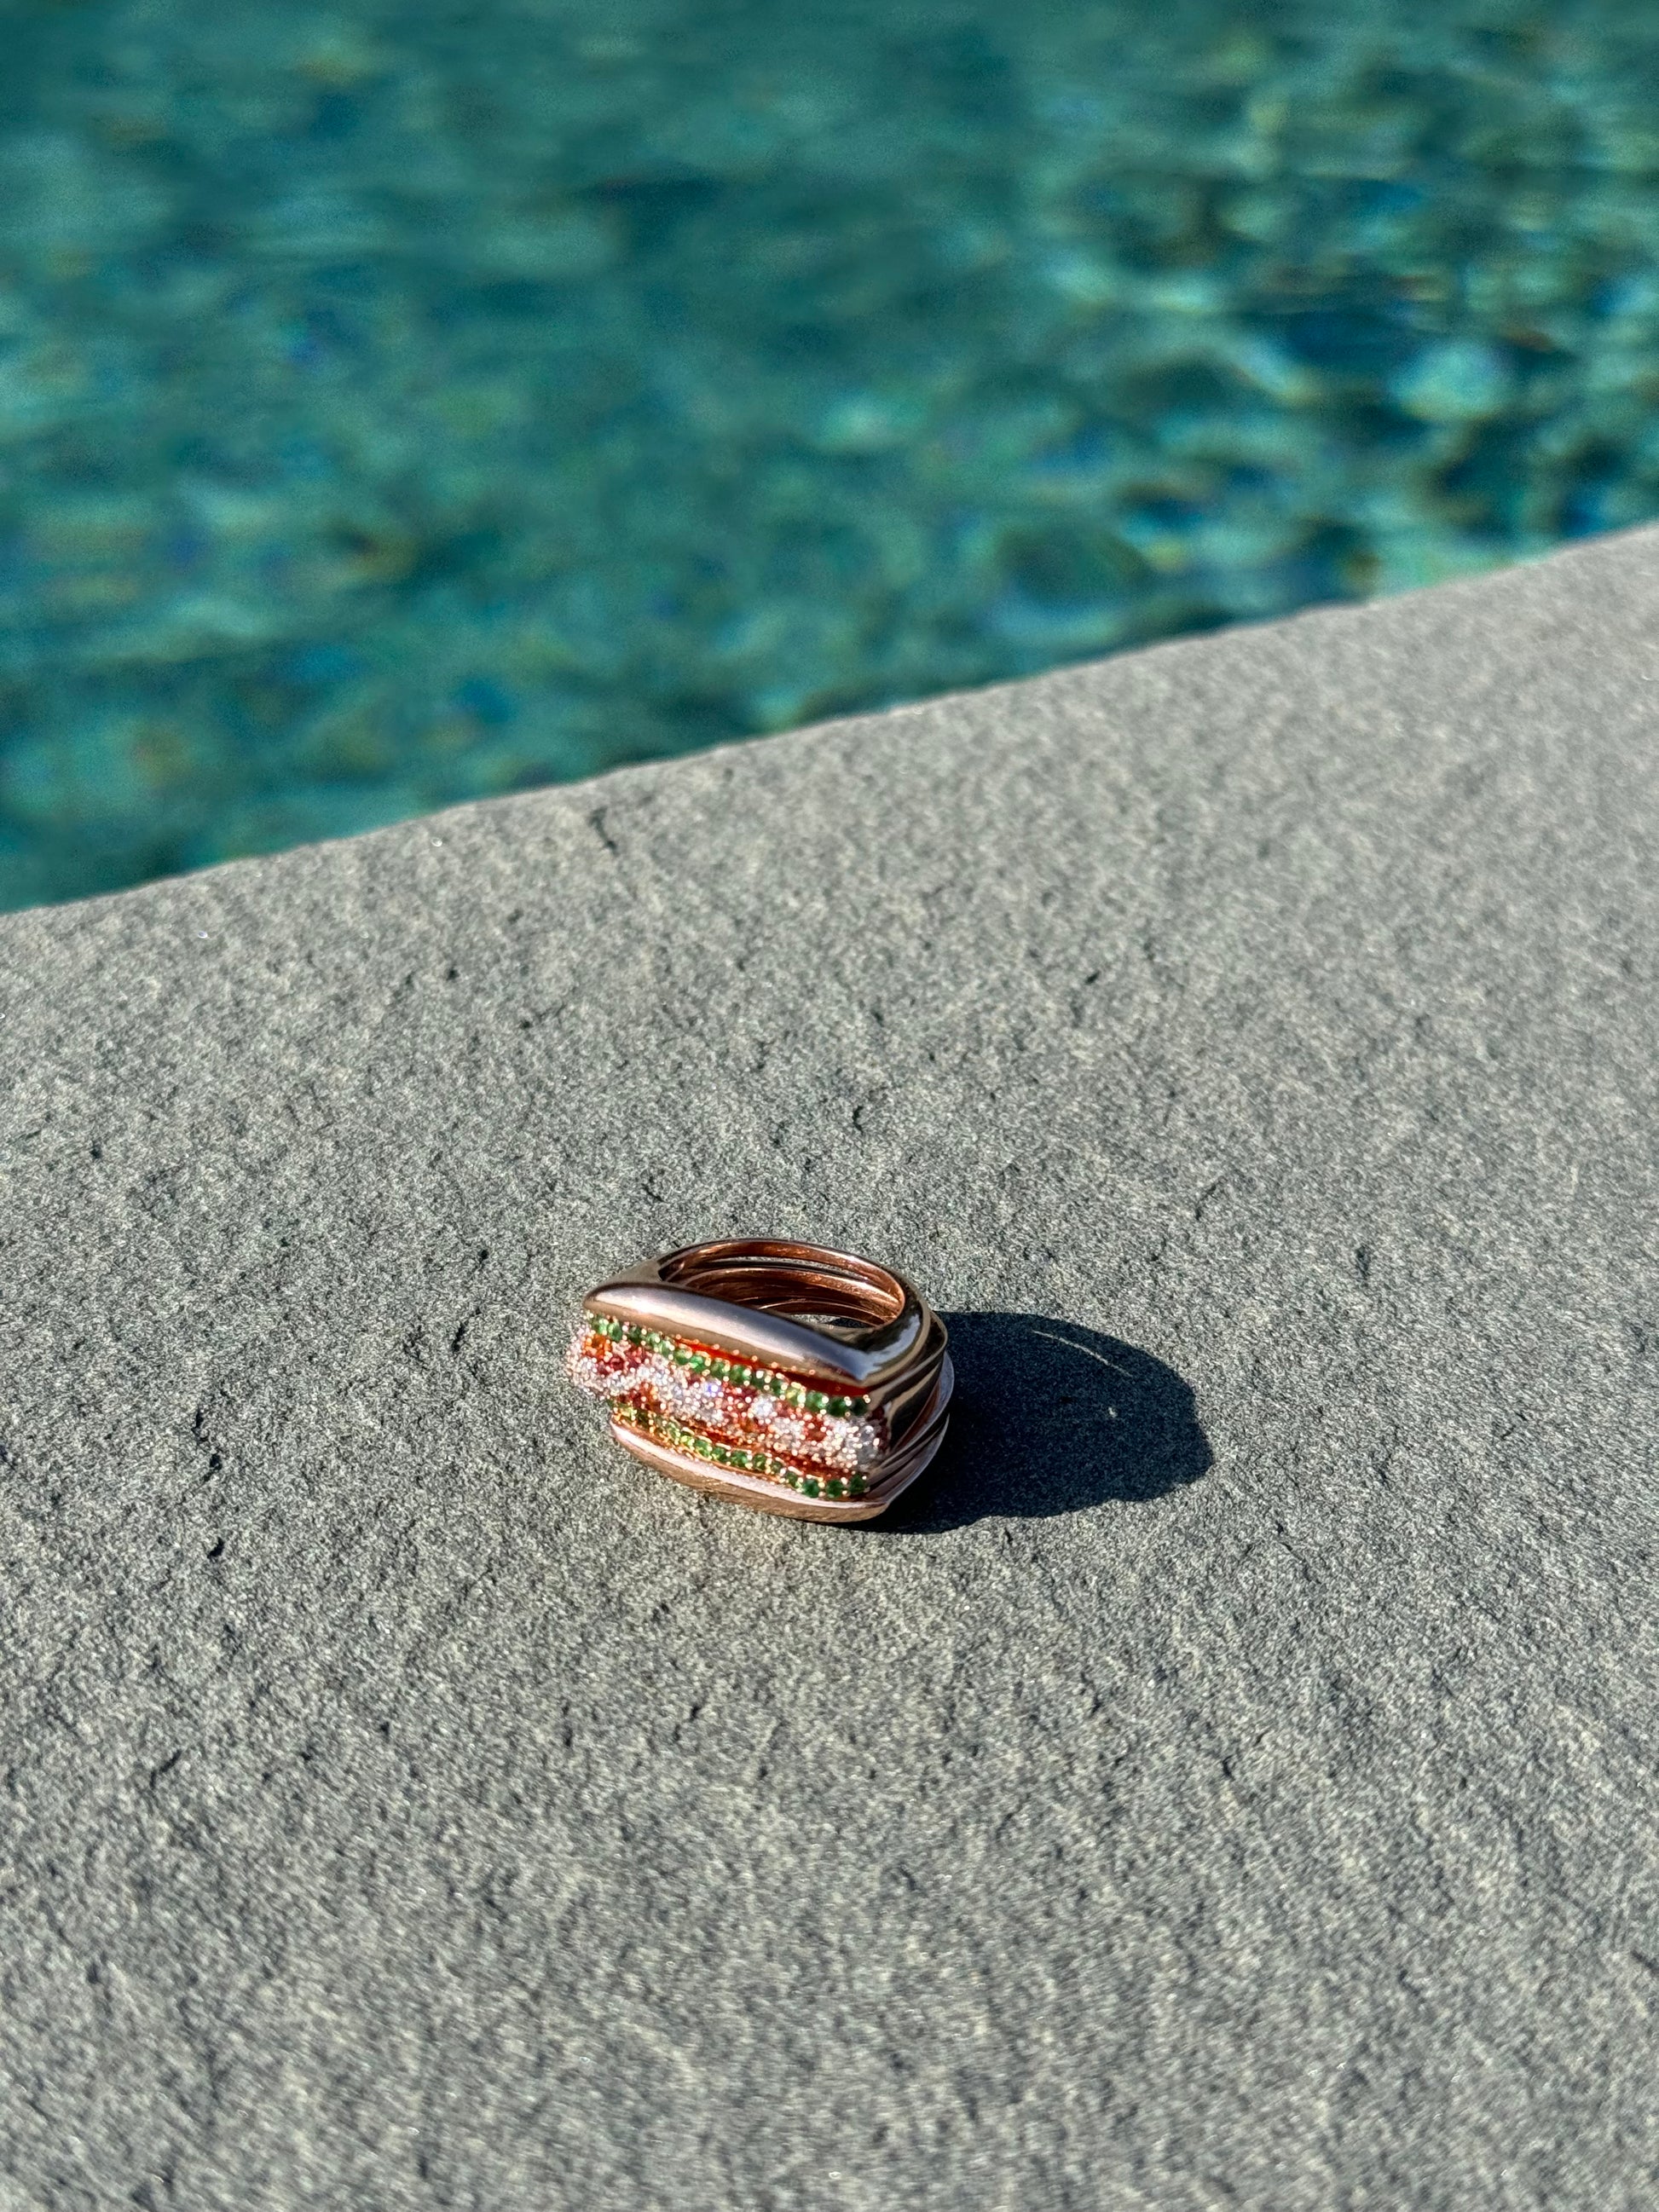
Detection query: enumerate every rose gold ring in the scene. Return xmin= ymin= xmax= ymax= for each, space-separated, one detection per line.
xmin=566 ymin=1239 xmax=951 ymax=1522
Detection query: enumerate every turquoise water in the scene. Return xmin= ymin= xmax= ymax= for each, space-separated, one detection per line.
xmin=6 ymin=2 xmax=1659 ymax=909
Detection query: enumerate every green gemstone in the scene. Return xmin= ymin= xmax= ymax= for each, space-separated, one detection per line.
xmin=804 ymin=1392 xmax=826 ymax=1412
xmin=850 ymin=1476 xmax=868 ymax=1496
xmin=828 ymin=1396 xmax=850 ymax=1418
xmin=826 ymin=1479 xmax=846 ymax=1499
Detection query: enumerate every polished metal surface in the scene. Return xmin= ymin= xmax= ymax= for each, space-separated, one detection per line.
xmin=578 ymin=1239 xmax=951 ymax=1522
xmin=587 ymin=1239 xmax=945 ymax=1397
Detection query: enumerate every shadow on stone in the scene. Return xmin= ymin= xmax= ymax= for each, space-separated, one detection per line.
xmin=875 ymin=1311 xmax=1211 ymax=1533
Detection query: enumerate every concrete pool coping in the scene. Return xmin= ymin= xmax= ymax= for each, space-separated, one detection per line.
xmin=3 ymin=528 xmax=1656 ymax=2208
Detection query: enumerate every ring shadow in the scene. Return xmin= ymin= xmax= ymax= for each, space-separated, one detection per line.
xmin=874 ymin=1311 xmax=1212 ymax=1534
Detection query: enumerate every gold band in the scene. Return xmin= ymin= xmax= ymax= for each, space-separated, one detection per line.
xmin=567 ymin=1239 xmax=951 ymax=1522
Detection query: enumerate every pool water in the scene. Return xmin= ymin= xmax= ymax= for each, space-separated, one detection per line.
xmin=6 ymin=0 xmax=1659 ymax=909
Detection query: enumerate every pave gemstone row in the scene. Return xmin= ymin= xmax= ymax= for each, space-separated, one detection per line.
xmin=566 ymin=1314 xmax=887 ymax=1488
xmin=582 ymin=1313 xmax=871 ymax=1417
xmin=613 ymin=1402 xmax=871 ymax=1500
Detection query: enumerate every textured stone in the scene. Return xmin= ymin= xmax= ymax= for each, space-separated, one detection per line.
xmin=2 ymin=528 xmax=1656 ymax=2209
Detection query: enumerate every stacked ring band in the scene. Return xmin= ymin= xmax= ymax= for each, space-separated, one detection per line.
xmin=566 ymin=1239 xmax=952 ymax=1522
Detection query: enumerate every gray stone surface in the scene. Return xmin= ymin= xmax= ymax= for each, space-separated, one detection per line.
xmin=3 ymin=527 xmax=1657 ymax=2212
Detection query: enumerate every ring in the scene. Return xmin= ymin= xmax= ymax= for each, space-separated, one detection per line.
xmin=566 ymin=1239 xmax=952 ymax=1522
